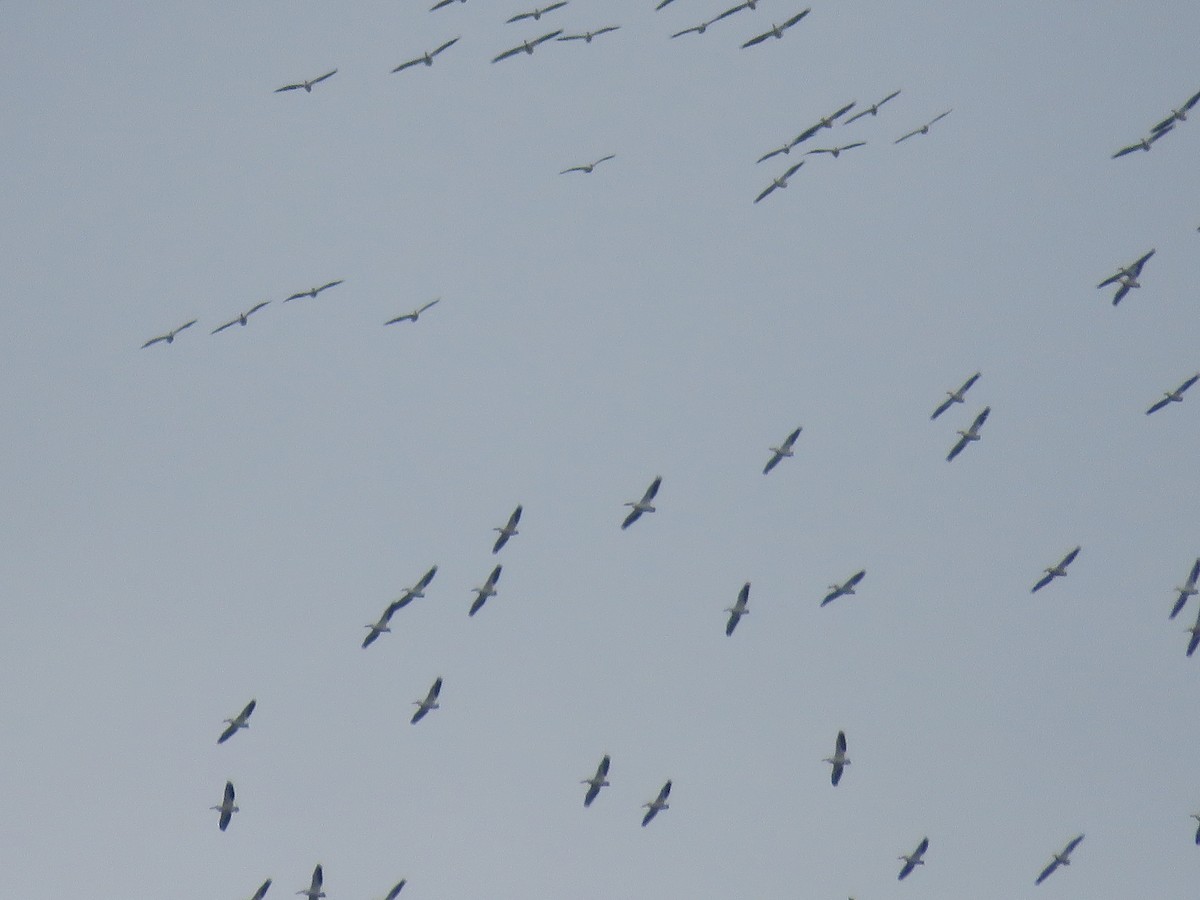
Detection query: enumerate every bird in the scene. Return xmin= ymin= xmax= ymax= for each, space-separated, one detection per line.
xmin=1152 ymin=88 xmax=1200 ymax=132
xmin=468 ymin=564 xmax=502 ymax=616
xmin=557 ymin=26 xmax=620 ymax=43
xmin=1186 ymin=606 xmax=1200 ymax=657
xmin=754 ymin=161 xmax=804 ymax=203
xmin=1031 ymin=546 xmax=1081 ymax=593
xmin=897 ymin=837 xmax=929 ymax=880
xmin=946 ymin=406 xmax=990 ymax=462
xmin=1146 ymin=374 xmax=1200 ymax=415
xmin=560 ymin=154 xmax=616 ymax=174
xmin=822 ymin=570 xmax=865 ymax=606
xmin=430 ymin=0 xmax=467 ymax=8
xmin=671 ymin=19 xmax=715 ymax=38
xmin=507 ymin=2 xmax=568 ymax=23
xmin=894 ymin=109 xmax=952 ymax=143
xmin=725 ymin=582 xmax=750 ymax=636
xmin=492 ymin=30 xmax=562 ymax=62
xmin=806 ymin=142 xmax=866 ymax=159
xmin=142 ymin=319 xmax=197 ymax=348
xmin=411 ymin=676 xmax=443 ymax=723
xmin=581 ymin=754 xmax=611 ymax=807
xmin=641 ymin=780 xmax=672 ymax=826
xmin=741 ymin=9 xmax=811 ymax=47
xmin=211 ymin=781 xmax=238 ymax=832
xmin=391 ymin=37 xmax=460 ymax=72
xmin=492 ymin=505 xmax=522 ymax=553
xmin=284 ymin=280 xmax=343 ymax=302
xmin=1170 ymin=558 xmax=1200 ymax=619
xmin=1112 ymin=125 xmax=1173 ymax=158
xmin=763 ymin=426 xmax=802 ymax=474
xmin=824 ymin=730 xmax=849 ymax=786
xmin=622 ymin=475 xmax=662 ymax=529
xmin=931 ymin=372 xmax=981 ymax=420
xmin=392 ymin=565 xmax=439 ymax=611
xmin=274 ymin=70 xmax=337 ymax=93
xmin=381 ymin=881 xmax=407 ymax=900
xmin=843 ymin=90 xmax=901 ymax=124
xmin=1097 ymin=249 xmax=1154 ymax=305
xmin=296 ymin=864 xmax=325 ymax=900
xmin=218 ymin=699 xmax=257 ymax=744
xmin=713 ymin=0 xmax=766 ymax=21
xmin=385 ymin=298 xmax=440 ymax=325
xmin=250 ymin=879 xmax=272 ymax=900
xmin=362 ymin=601 xmax=403 ymax=648
xmin=1035 ymin=834 xmax=1085 ymax=885
xmin=211 ymin=302 xmax=270 ymax=334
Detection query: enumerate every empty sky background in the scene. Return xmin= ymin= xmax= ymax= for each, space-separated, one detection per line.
xmin=2 ymin=2 xmax=1199 ymax=898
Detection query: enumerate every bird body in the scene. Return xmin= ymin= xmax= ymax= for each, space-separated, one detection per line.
xmin=142 ymin=319 xmax=197 ymax=348
xmin=622 ymin=476 xmax=662 ymax=529
xmin=1031 ymin=546 xmax=1081 ymax=593
xmin=218 ymin=699 xmax=257 ymax=744
xmin=763 ymin=426 xmax=802 ymax=474
xmin=411 ymin=676 xmax=443 ymax=723
xmin=725 ymin=582 xmax=750 ymax=636
xmin=824 ymin=730 xmax=849 ymax=786
xmin=582 ymin=754 xmax=611 ymax=807
xmin=898 ymin=837 xmax=929 ymax=880
xmin=1035 ymin=834 xmax=1084 ymax=885
xmin=822 ymin=570 xmax=865 ymax=606
xmin=641 ymin=780 xmax=672 ymax=826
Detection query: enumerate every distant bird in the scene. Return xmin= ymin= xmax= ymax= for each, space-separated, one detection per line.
xmin=946 ymin=406 xmax=990 ymax=462
xmin=411 ymin=676 xmax=443 ymax=724
xmin=507 ymin=2 xmax=568 ymax=23
xmin=821 ymin=570 xmax=865 ymax=606
xmin=362 ymin=600 xmax=403 ymax=648
xmin=713 ymin=0 xmax=766 ymax=21
xmin=557 ymin=26 xmax=620 ymax=42
xmin=1170 ymin=558 xmax=1200 ymax=619
xmin=274 ymin=70 xmax=337 ymax=93
xmin=754 ymin=161 xmax=804 ymax=203
xmin=211 ymin=301 xmax=269 ymax=334
xmin=296 ymin=864 xmax=325 ymax=900
xmin=1186 ymin=606 xmax=1200 ymax=657
xmin=762 ymin=426 xmax=802 ymax=474
xmin=1192 ymin=813 xmax=1200 ymax=844
xmin=725 ymin=582 xmax=750 ymax=636
xmin=1035 ymin=834 xmax=1085 ymax=885
xmin=581 ymin=754 xmax=611 ymax=807
xmin=1031 ymin=546 xmax=1081 ymax=593
xmin=431 ymin=0 xmax=467 ymax=8
xmin=218 ymin=699 xmax=257 ymax=744
xmin=285 ymin=280 xmax=343 ymax=302
xmin=641 ymin=780 xmax=672 ymax=826
xmin=1112 ymin=125 xmax=1173 ymax=158
xmin=844 ymin=90 xmax=901 ymax=124
xmin=385 ymin=298 xmax=440 ymax=325
xmin=931 ymin=372 xmax=981 ymax=420
xmin=1146 ymin=373 xmax=1200 ymax=415
xmin=561 ymin=154 xmax=616 ymax=174
xmin=212 ymin=781 xmax=238 ymax=832
xmin=824 ymin=730 xmax=849 ymax=786
xmin=1152 ymin=89 xmax=1200 ymax=132
xmin=806 ymin=142 xmax=865 ymax=159
xmin=468 ymin=564 xmax=502 ymax=616
xmin=622 ymin=475 xmax=662 ymax=529
xmin=392 ymin=565 xmax=439 ymax=610
xmin=492 ymin=505 xmax=522 ymax=553
xmin=672 ymin=19 xmax=714 ymax=38
xmin=897 ymin=837 xmax=929 ymax=880
xmin=492 ymin=30 xmax=562 ymax=62
xmin=142 ymin=319 xmax=197 ymax=348
xmin=391 ymin=38 xmax=460 ymax=72
xmin=250 ymin=879 xmax=272 ymax=900
xmin=741 ymin=9 xmax=811 ymax=47
xmin=1097 ymin=249 xmax=1154 ymax=305
xmin=381 ymin=881 xmax=407 ymax=900
xmin=894 ymin=109 xmax=952 ymax=143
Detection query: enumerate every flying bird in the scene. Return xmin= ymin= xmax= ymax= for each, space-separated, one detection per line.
xmin=218 ymin=699 xmax=257 ymax=744
xmin=822 ymin=570 xmax=865 ymax=606
xmin=754 ymin=161 xmax=804 ymax=203
xmin=1097 ymin=249 xmax=1154 ymax=305
xmin=411 ymin=676 xmax=443 ymax=724
xmin=1035 ymin=834 xmax=1085 ymax=885
xmin=671 ymin=19 xmax=715 ymax=38
xmin=931 ymin=372 xmax=981 ymax=420
xmin=212 ymin=780 xmax=238 ymax=832
xmin=1170 ymin=557 xmax=1200 ymax=619
xmin=741 ymin=9 xmax=811 ymax=47
xmin=1186 ymin=606 xmax=1200 ymax=657
xmin=894 ymin=109 xmax=952 ymax=143
xmin=946 ymin=406 xmax=990 ymax=462
xmin=843 ymin=90 xmax=901 ymax=124
xmin=824 ymin=730 xmax=849 ymax=786
xmin=557 ymin=26 xmax=620 ymax=42
xmin=492 ymin=30 xmax=563 ymax=62
xmin=1146 ymin=373 xmax=1200 ymax=415
xmin=385 ymin=298 xmax=440 ymax=325
xmin=211 ymin=301 xmax=269 ymax=334
xmin=763 ymin=426 xmax=802 ymax=474
xmin=285 ymin=280 xmax=343 ymax=302
xmin=725 ymin=582 xmax=750 ymax=636
xmin=1031 ymin=546 xmax=1081 ymax=593
xmin=142 ymin=319 xmax=197 ymax=348
xmin=1112 ymin=125 xmax=1173 ymax=158
xmin=561 ymin=154 xmax=616 ymax=174
xmin=897 ymin=837 xmax=929 ymax=880
xmin=507 ymin=2 xmax=568 ymax=23
xmin=1152 ymin=88 xmax=1200 ymax=132
xmin=392 ymin=565 xmax=439 ymax=610
xmin=581 ymin=754 xmax=611 ymax=807
xmin=622 ymin=476 xmax=662 ymax=529
xmin=274 ymin=70 xmax=337 ymax=93
xmin=381 ymin=881 xmax=407 ymax=900
xmin=492 ymin=505 xmax=522 ymax=553
xmin=362 ymin=600 xmax=403 ymax=648
xmin=468 ymin=564 xmax=502 ymax=616
xmin=391 ymin=38 xmax=460 ymax=72
xmin=641 ymin=780 xmax=672 ymax=826
xmin=806 ymin=142 xmax=865 ymax=159
xmin=250 ymin=879 xmax=272 ymax=900
xmin=296 ymin=864 xmax=325 ymax=900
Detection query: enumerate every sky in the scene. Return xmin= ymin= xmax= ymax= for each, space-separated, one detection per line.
xmin=2 ymin=1 xmax=1200 ymax=898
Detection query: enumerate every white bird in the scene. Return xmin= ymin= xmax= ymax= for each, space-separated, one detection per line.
xmin=1171 ymin=558 xmax=1200 ymax=619
xmin=381 ymin=880 xmax=407 ymax=900
xmin=249 ymin=879 xmax=272 ymax=900
xmin=1112 ymin=125 xmax=1173 ymax=158
xmin=741 ymin=9 xmax=811 ymax=47
xmin=285 ymin=280 xmax=343 ymax=302
xmin=641 ymin=780 xmax=672 ymax=826
xmin=1097 ymin=249 xmax=1154 ymax=305
xmin=557 ymin=26 xmax=620 ymax=43
xmin=218 ymin=699 xmax=257 ymax=744
xmin=946 ymin=406 xmax=990 ymax=462
xmin=1035 ymin=834 xmax=1084 ymax=885
xmin=362 ymin=600 xmax=403 ymax=648
xmin=754 ymin=161 xmax=804 ymax=203
xmin=211 ymin=301 xmax=269 ymax=334
xmin=411 ymin=676 xmax=443 ymax=723
xmin=843 ymin=90 xmax=901 ymax=124
xmin=581 ymin=754 xmax=611 ymax=807
xmin=763 ymin=426 xmax=802 ymax=474
xmin=930 ymin=372 xmax=981 ymax=420
xmin=492 ymin=505 xmax=522 ymax=553
xmin=211 ymin=780 xmax=238 ymax=832
xmin=894 ymin=109 xmax=952 ymax=143
xmin=296 ymin=864 xmax=325 ymax=900
xmin=142 ymin=319 xmax=197 ymax=348
xmin=492 ymin=30 xmax=563 ymax=62
xmin=824 ymin=730 xmax=849 ymax=786
xmin=385 ymin=298 xmax=440 ymax=325
xmin=1146 ymin=373 xmax=1199 ymax=415
xmin=1031 ymin=546 xmax=1081 ymax=593
xmin=897 ymin=836 xmax=929 ymax=880
xmin=507 ymin=2 xmax=568 ymax=23
xmin=725 ymin=582 xmax=750 ymax=636
xmin=806 ymin=142 xmax=866 ymax=159
xmin=392 ymin=37 xmax=460 ymax=73
xmin=1152 ymin=88 xmax=1200 ymax=132
xmin=622 ymin=475 xmax=662 ymax=529
xmin=274 ymin=70 xmax=337 ymax=93
xmin=822 ymin=570 xmax=865 ymax=606
xmin=392 ymin=565 xmax=439 ymax=611
xmin=561 ymin=154 xmax=616 ymax=174
xmin=468 ymin=564 xmax=502 ymax=617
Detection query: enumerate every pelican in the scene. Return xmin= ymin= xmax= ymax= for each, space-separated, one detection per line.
xmin=492 ymin=504 xmax=522 ymax=553
xmin=411 ymin=676 xmax=443 ymax=723
xmin=806 ymin=142 xmax=865 ymax=159
xmin=391 ymin=38 xmax=459 ymax=72
xmin=1097 ymin=249 xmax=1154 ymax=305
xmin=713 ymin=0 xmax=765 ymax=21
xmin=211 ymin=301 xmax=270 ymax=334
xmin=897 ymin=836 xmax=929 ymax=880
xmin=557 ymin=26 xmax=620 ymax=43
xmin=725 ymin=582 xmax=750 ymax=636
xmin=218 ymin=699 xmax=257 ymax=744
xmin=894 ymin=109 xmax=952 ymax=143
xmin=250 ymin=879 xmax=272 ymax=900
xmin=142 ymin=319 xmax=197 ymax=348
xmin=381 ymin=880 xmax=407 ymax=900
xmin=1031 ymin=546 xmax=1081 ymax=593
xmin=211 ymin=780 xmax=238 ymax=832
xmin=1186 ymin=604 xmax=1200 ymax=657
xmin=1146 ymin=373 xmax=1200 ymax=415
xmin=1192 ymin=813 xmax=1200 ymax=844
xmin=822 ymin=570 xmax=865 ymax=606
xmin=672 ymin=19 xmax=714 ymax=38
xmin=392 ymin=564 xmax=439 ymax=611
xmin=1170 ymin=558 xmax=1200 ymax=619
xmin=622 ymin=475 xmax=662 ymax=529
xmin=1112 ymin=125 xmax=1173 ymax=158
xmin=1035 ymin=834 xmax=1084 ymax=885
xmin=1152 ymin=88 xmax=1200 ymax=132
xmin=285 ymin=280 xmax=343 ymax=302
xmin=843 ymin=90 xmax=901 ymax=124
xmin=824 ymin=730 xmax=849 ymax=786
xmin=561 ymin=154 xmax=616 ymax=174
xmin=296 ymin=865 xmax=325 ymax=900
xmin=274 ymin=70 xmax=337 ymax=93
xmin=641 ymin=780 xmax=672 ymax=826
xmin=741 ymin=9 xmax=811 ymax=47
xmin=946 ymin=406 xmax=990 ymax=462
xmin=754 ymin=161 xmax=804 ymax=203
xmin=385 ymin=298 xmax=440 ymax=325
xmin=362 ymin=600 xmax=404 ymax=648
xmin=763 ymin=426 xmax=802 ymax=474
xmin=930 ymin=372 xmax=981 ymax=420
xmin=468 ymin=564 xmax=502 ymax=616
xmin=507 ymin=2 xmax=568 ymax=23
xmin=492 ymin=30 xmax=562 ymax=62
xmin=581 ymin=754 xmax=611 ymax=807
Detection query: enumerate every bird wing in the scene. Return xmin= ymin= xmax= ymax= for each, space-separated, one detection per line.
xmin=828 ymin=101 xmax=855 ymax=121
xmin=1170 ymin=589 xmax=1189 ymax=619
xmin=930 ymin=397 xmax=954 ymax=420
xmin=894 ymin=127 xmax=921 ymax=143
xmin=1062 ymin=834 xmax=1084 ymax=856
xmin=597 ymin=755 xmax=611 ymax=778
xmin=560 ymin=165 xmax=587 ymax=173
xmin=251 ymin=879 xmax=272 ymax=900
xmin=492 ymin=45 xmax=524 ymax=62
xmin=430 ymin=0 xmax=454 ymax=8
xmin=792 ymin=123 xmax=822 ymax=145
xmin=246 ymin=301 xmax=270 ymax=317
xmin=532 ymin=29 xmax=563 ymax=46
xmin=486 ymin=564 xmax=502 ymax=588
xmin=1111 ymin=143 xmax=1141 ymax=158
xmin=1035 ymin=858 xmax=1059 ymax=884
xmin=1111 ymin=283 xmax=1131 ymax=305
xmin=417 ymin=298 xmax=441 ymax=314
xmin=820 ymin=586 xmax=842 ymax=606
xmin=878 ymin=89 xmax=901 ymax=106
xmin=958 ymin=371 xmax=981 ymax=394
xmin=311 ymin=69 xmax=337 ymax=85
xmin=492 ymin=534 xmax=509 ymax=554
xmin=384 ymin=881 xmax=407 ymax=900
xmin=428 ymin=676 xmax=443 ymax=701
xmin=1178 ymin=373 xmax=1200 ymax=394
xmin=1152 ymin=114 xmax=1177 ymax=133
xmin=362 ymin=629 xmax=381 ymax=649
xmin=224 ymin=781 xmax=236 ymax=804
xmin=175 ymin=319 xmax=197 ymax=334
xmin=762 ymin=453 xmax=782 ymax=475
xmin=557 ymin=33 xmax=584 ymax=40
xmin=843 ymin=108 xmax=870 ymax=124
xmin=898 ymin=859 xmax=916 ymax=880
xmin=1031 ymin=572 xmax=1054 ymax=593
xmin=783 ymin=161 xmax=804 ymax=179
xmin=217 ymin=722 xmax=238 ymax=743
xmin=736 ymin=582 xmax=750 ymax=609
xmin=782 ymin=426 xmax=802 ymax=450
xmin=621 ymin=507 xmax=642 ymax=529
xmin=741 ymin=30 xmax=771 ymax=48
xmin=506 ymin=10 xmax=533 ymax=22
xmin=392 ymin=57 xmax=423 ymax=72
xmin=544 ymin=1 xmax=568 ymax=11
xmin=507 ymin=505 xmax=523 ymax=528
xmin=1146 ymin=396 xmax=1171 ymax=415
xmin=927 ymin=109 xmax=952 ymax=126
xmin=220 ymin=808 xmax=231 ymax=830
xmin=1150 ymin=124 xmax=1174 ymax=143
xmin=756 ymin=146 xmax=787 ymax=163
xmin=1130 ymin=249 xmax=1155 ymax=275
xmin=211 ymin=319 xmax=238 ymax=334
xmin=417 ymin=565 xmax=438 ymax=590
xmin=317 ymin=281 xmax=342 ymax=293
xmin=274 ymin=83 xmax=302 ymax=92
xmin=946 ymin=435 xmax=969 ymax=462
xmin=846 ymin=570 xmax=866 ymax=588
xmin=311 ymin=866 xmax=323 ymax=892
xmin=594 ymin=154 xmax=616 ymax=165
xmin=1189 ymin=623 xmax=1200 ymax=657
xmin=836 ymin=730 xmax=846 ymax=753
xmin=843 ymin=142 xmax=867 ymax=151
xmin=383 ymin=314 xmax=413 ymax=325
xmin=142 ymin=334 xmax=168 ymax=348
xmin=658 ymin=780 xmax=672 ymax=801
xmin=806 ymin=148 xmax=833 ymax=156
xmin=782 ymin=9 xmax=811 ymax=28
xmin=672 ymin=24 xmax=703 ymax=37
xmin=831 ymin=762 xmax=843 ymax=785
xmin=410 ymin=705 xmax=428 ymax=724
xmin=1096 ymin=271 xmax=1122 ymax=289
xmin=1060 ymin=546 xmax=1080 ymax=569
xmin=240 ymin=699 xmax=256 ymax=720
xmin=725 ymin=610 xmax=740 ymax=635
xmin=1187 ymin=557 xmax=1200 ymax=588
xmin=432 ymin=37 xmax=460 ymax=56
xmin=712 ymin=2 xmax=749 ymax=22
xmin=640 ymin=476 xmax=662 ymax=503
xmin=584 ymin=783 xmax=601 ymax=805
xmin=971 ymin=406 xmax=990 ymax=430
xmin=641 ymin=806 xmax=658 ymax=826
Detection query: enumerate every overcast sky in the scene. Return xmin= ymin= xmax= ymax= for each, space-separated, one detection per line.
xmin=3 ymin=2 xmax=1200 ymax=898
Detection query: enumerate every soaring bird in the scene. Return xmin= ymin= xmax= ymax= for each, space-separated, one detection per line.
xmin=492 ymin=505 xmax=523 ymax=553
xmin=763 ymin=426 xmax=802 ymax=474
xmin=931 ymin=372 xmax=981 ymax=420
xmin=754 ymin=161 xmax=804 ymax=203
xmin=822 ymin=570 xmax=865 ymax=606
xmin=492 ymin=30 xmax=562 ymax=62
xmin=212 ymin=781 xmax=238 ymax=832
xmin=946 ymin=406 xmax=990 ymax=462
xmin=468 ymin=564 xmax=502 ymax=616
xmin=557 ymin=26 xmax=620 ymax=42
xmin=561 ymin=154 xmax=616 ymax=174
xmin=894 ymin=109 xmax=952 ymax=143
xmin=1112 ymin=125 xmax=1173 ymax=158
xmin=1170 ymin=558 xmax=1200 ymax=619
xmin=725 ymin=582 xmax=750 ymax=636
xmin=296 ymin=864 xmax=325 ymax=900
xmin=392 ymin=37 xmax=460 ymax=72
xmin=1152 ymin=88 xmax=1200 ymax=132
xmin=381 ymin=881 xmax=407 ymax=900
xmin=274 ymin=70 xmax=337 ymax=93
xmin=581 ymin=755 xmax=611 ymax=807
xmin=1146 ymin=374 xmax=1200 ymax=415
xmin=211 ymin=301 xmax=270 ymax=334
xmin=844 ymin=90 xmax=901 ymax=124
xmin=641 ymin=780 xmax=672 ymax=826
xmin=507 ymin=2 xmax=568 ymax=23
xmin=1031 ymin=546 xmax=1081 ymax=593
xmin=1097 ymin=249 xmax=1154 ymax=305
xmin=250 ymin=879 xmax=272 ymax=900
xmin=806 ymin=142 xmax=866 ymax=159
xmin=385 ymin=298 xmax=440 ymax=325
xmin=1035 ymin=834 xmax=1085 ymax=885
xmin=218 ymin=699 xmax=257 ymax=744
xmin=1186 ymin=605 xmax=1200 ymax=657
xmin=142 ymin=319 xmax=197 ymax=348
xmin=392 ymin=565 xmax=439 ymax=611
xmin=897 ymin=837 xmax=929 ymax=880
xmin=285 ymin=280 xmax=343 ymax=302
xmin=671 ymin=19 xmax=715 ymax=38
xmin=411 ymin=676 xmax=443 ymax=724
xmin=824 ymin=730 xmax=849 ymax=786
xmin=622 ymin=476 xmax=662 ymax=529
xmin=741 ymin=9 xmax=810 ymax=47
xmin=362 ymin=600 xmax=404 ymax=648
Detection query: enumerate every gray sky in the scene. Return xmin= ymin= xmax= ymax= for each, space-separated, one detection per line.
xmin=2 ymin=1 xmax=1199 ymax=897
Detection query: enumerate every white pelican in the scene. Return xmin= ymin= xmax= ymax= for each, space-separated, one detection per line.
xmin=641 ymin=780 xmax=672 ymax=826
xmin=391 ymin=38 xmax=459 ymax=72
xmin=250 ymin=879 xmax=272 ymax=900
xmin=274 ymin=70 xmax=337 ymax=93
xmin=362 ymin=600 xmax=404 ymax=648
xmin=824 ymin=730 xmax=849 ymax=786
xmin=806 ymin=142 xmax=865 ymax=159
xmin=725 ymin=582 xmax=750 ymax=636
xmin=296 ymin=864 xmax=325 ymax=900
xmin=930 ymin=372 xmax=981 ymax=420
xmin=822 ymin=570 xmax=865 ymax=606
xmin=507 ymin=2 xmax=568 ymax=23
xmin=946 ymin=406 xmax=990 ymax=462
xmin=285 ymin=280 xmax=343 ymax=302
xmin=1031 ymin=546 xmax=1081 ymax=593
xmin=1146 ymin=373 xmax=1199 ymax=415
xmin=754 ymin=161 xmax=804 ymax=203
xmin=894 ymin=109 xmax=952 ymax=143
xmin=844 ymin=90 xmax=901 ymax=124
xmin=897 ymin=836 xmax=929 ymax=880
xmin=1152 ymin=89 xmax=1200 ymax=132
xmin=492 ymin=504 xmax=522 ymax=553
xmin=1112 ymin=125 xmax=1173 ymax=158
xmin=212 ymin=780 xmax=238 ymax=832
xmin=561 ymin=154 xmax=616 ymax=174
xmin=492 ymin=30 xmax=562 ymax=62
xmin=763 ymin=426 xmax=802 ymax=474
xmin=622 ymin=475 xmax=662 ymax=529
xmin=741 ymin=9 xmax=810 ymax=47
xmin=1171 ymin=558 xmax=1200 ymax=619
xmin=392 ymin=565 xmax=439 ymax=610
xmin=1035 ymin=834 xmax=1084 ymax=885
xmin=411 ymin=676 xmax=443 ymax=723
xmin=672 ymin=19 xmax=714 ymax=38
xmin=142 ymin=319 xmax=197 ymax=348
xmin=468 ymin=564 xmax=502 ymax=616
xmin=582 ymin=754 xmax=611 ymax=807
xmin=218 ymin=699 xmax=257 ymax=744
xmin=212 ymin=301 xmax=269 ymax=334
xmin=381 ymin=880 xmax=407 ymax=900
xmin=385 ymin=298 xmax=440 ymax=325
xmin=1097 ymin=249 xmax=1154 ymax=305
xmin=1186 ymin=605 xmax=1200 ymax=657
xmin=557 ymin=26 xmax=620 ymax=43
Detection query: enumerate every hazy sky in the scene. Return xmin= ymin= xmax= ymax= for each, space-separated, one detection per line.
xmin=3 ymin=2 xmax=1200 ymax=898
